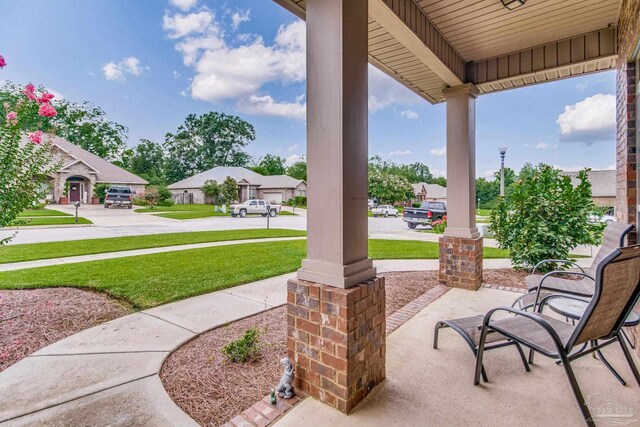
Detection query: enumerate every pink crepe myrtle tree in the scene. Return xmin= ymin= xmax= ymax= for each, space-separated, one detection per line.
xmin=0 ymin=54 xmax=59 ymax=244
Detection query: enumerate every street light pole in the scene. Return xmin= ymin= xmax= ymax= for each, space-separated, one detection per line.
xmin=499 ymin=147 xmax=507 ymax=197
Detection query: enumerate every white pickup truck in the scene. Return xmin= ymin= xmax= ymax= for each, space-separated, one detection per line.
xmin=230 ymin=199 xmax=282 ymax=218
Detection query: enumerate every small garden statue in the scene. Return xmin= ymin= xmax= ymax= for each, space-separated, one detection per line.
xmin=276 ymin=357 xmax=295 ymax=399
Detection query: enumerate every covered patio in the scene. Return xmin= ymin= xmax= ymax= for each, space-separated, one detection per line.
xmin=272 ymin=0 xmax=640 ymax=420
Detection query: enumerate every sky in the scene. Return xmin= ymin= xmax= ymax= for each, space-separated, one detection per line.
xmin=0 ymin=0 xmax=616 ymax=179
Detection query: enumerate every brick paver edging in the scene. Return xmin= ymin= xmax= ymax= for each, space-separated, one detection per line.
xmin=224 ymin=284 xmax=451 ymax=427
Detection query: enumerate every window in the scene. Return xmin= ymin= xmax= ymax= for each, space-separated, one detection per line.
xmin=249 ymin=201 xmax=257 ymax=206
xmin=249 ymin=187 xmax=257 ymax=199
xmin=258 ymin=201 xmax=265 ymax=206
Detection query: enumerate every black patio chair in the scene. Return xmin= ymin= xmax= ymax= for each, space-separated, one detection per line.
xmin=474 ymin=245 xmax=640 ymax=427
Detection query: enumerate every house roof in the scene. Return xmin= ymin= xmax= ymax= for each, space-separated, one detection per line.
xmin=22 ymin=134 xmax=148 ymax=185
xmin=168 ymin=166 xmax=305 ymax=190
xmin=561 ymin=170 xmax=615 ymax=198
xmin=412 ymin=182 xmax=447 ymax=199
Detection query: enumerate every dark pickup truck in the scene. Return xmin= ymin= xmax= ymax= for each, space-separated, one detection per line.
xmin=104 ymin=186 xmax=134 ymax=209
xmin=403 ymin=201 xmax=447 ymax=229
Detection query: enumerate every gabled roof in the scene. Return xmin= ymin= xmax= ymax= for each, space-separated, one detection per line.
xmin=21 ymin=134 xmax=148 ymax=185
xmin=561 ymin=169 xmax=615 ymax=198
xmin=168 ymin=166 xmax=305 ymax=190
xmin=412 ymin=182 xmax=447 ymax=199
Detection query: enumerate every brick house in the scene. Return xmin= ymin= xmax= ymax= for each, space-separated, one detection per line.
xmin=27 ymin=134 xmax=147 ymax=204
xmin=167 ymin=166 xmax=307 ymax=205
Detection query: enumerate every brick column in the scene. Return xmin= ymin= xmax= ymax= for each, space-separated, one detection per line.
xmin=616 ymin=60 xmax=638 ymax=244
xmin=439 ymin=236 xmax=483 ymax=290
xmin=287 ymin=277 xmax=386 ymax=413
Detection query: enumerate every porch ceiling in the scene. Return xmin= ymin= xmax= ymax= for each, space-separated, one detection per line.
xmin=273 ymin=0 xmax=622 ymax=102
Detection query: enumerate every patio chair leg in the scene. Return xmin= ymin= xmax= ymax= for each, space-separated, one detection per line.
xmin=591 ymin=341 xmax=626 ymax=386
xmin=474 ymin=326 xmax=490 ymax=386
xmin=513 ymin=343 xmax=531 ymax=372
xmin=433 ymin=322 xmax=443 ymax=349
xmin=618 ymin=336 xmax=640 ymax=388
xmin=559 ymin=355 xmax=595 ymax=427
xmin=622 ymin=329 xmax=636 ymax=350
xmin=528 ymin=348 xmax=535 ymax=364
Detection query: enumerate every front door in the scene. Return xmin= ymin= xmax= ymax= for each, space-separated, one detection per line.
xmin=69 ymin=182 xmax=81 ymax=202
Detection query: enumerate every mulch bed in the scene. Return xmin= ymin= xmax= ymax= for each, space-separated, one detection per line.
xmin=0 ymin=288 xmax=131 ymax=373
xmin=483 ymin=268 xmax=529 ymax=289
xmin=160 ymin=270 xmax=459 ymax=427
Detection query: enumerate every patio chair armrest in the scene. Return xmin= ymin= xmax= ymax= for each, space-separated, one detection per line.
xmin=481 ymin=307 xmax=565 ymax=353
xmin=539 ymin=271 xmax=595 ymax=292
xmin=538 ymin=294 xmax=590 ymax=312
xmin=532 ymin=259 xmax=585 ymax=275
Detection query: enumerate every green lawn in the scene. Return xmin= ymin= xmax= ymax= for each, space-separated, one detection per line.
xmin=476 ymin=209 xmax=493 ymax=216
xmin=0 ymin=229 xmax=307 ymax=264
xmin=135 ymin=204 xmax=216 ymax=213
xmin=18 ymin=208 xmax=71 ymax=217
xmin=0 ymin=239 xmax=509 ymax=309
xmin=136 ymin=204 xmax=296 ymax=220
xmin=9 ymin=217 xmax=92 ymax=226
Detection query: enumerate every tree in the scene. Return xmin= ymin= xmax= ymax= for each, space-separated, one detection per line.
xmin=0 ymin=82 xmax=128 ymax=160
xmin=490 ymin=164 xmax=604 ymax=270
xmin=368 ymin=170 xmax=414 ymax=204
xmin=0 ymin=76 xmax=57 ymax=244
xmin=286 ymin=157 xmax=307 ymax=181
xmin=164 ymin=112 xmax=255 ymax=183
xmin=430 ymin=176 xmax=447 ymax=187
xmin=252 ymin=154 xmax=286 ymax=176
xmin=219 ymin=176 xmax=239 ymax=206
xmin=475 ymin=177 xmax=499 ymax=209
xmin=368 ymin=156 xmax=436 ymax=184
xmin=121 ymin=139 xmax=166 ymax=185
xmin=202 ymin=180 xmax=221 ymax=205
xmin=407 ymin=162 xmax=433 ymax=183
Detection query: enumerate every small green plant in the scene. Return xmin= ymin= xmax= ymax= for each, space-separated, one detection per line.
xmin=63 ymin=182 xmax=70 ymax=197
xmin=221 ymin=327 xmax=260 ymax=363
xmin=431 ymin=218 xmax=447 ymax=234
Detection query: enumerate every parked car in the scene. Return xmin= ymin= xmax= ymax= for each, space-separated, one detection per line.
xmin=403 ymin=201 xmax=447 ymax=229
xmin=588 ymin=213 xmax=617 ymax=225
xmin=104 ymin=186 xmax=134 ymax=209
xmin=371 ymin=205 xmax=399 ymax=217
xmin=230 ymin=199 xmax=281 ymax=218
xmin=368 ymin=199 xmax=378 ymax=209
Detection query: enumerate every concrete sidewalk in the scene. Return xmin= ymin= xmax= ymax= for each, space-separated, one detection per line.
xmin=0 ymin=273 xmax=295 ymax=426
xmin=0 ymin=236 xmax=306 ymax=272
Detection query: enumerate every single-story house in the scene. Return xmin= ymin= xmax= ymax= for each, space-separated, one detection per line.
xmin=562 ymin=169 xmax=615 ymax=213
xmin=167 ymin=166 xmax=307 ymax=204
xmin=22 ymin=134 xmax=148 ymax=204
xmin=412 ymin=182 xmax=447 ymax=202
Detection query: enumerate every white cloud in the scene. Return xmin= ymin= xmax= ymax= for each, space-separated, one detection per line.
xmin=170 ymin=0 xmax=198 ymax=11
xmin=368 ymin=65 xmax=421 ymax=112
xmin=102 ymin=56 xmax=145 ymax=82
xmin=285 ymin=154 xmax=303 ymax=166
xmin=429 ymin=146 xmax=446 ymax=157
xmin=388 ymin=150 xmax=412 ymax=157
xmin=231 ymin=9 xmax=251 ymax=30
xmin=173 ymin=70 xmax=180 ymax=79
xmin=482 ymin=169 xmax=498 ymax=180
xmin=170 ymin=16 xmax=305 ymax=104
xmin=288 ymin=144 xmax=298 ymax=152
xmin=163 ymin=10 xmax=217 ymax=39
xmin=400 ymin=109 xmax=418 ymax=120
xmin=557 ymin=93 xmax=615 ymax=144
xmin=525 ymin=142 xmax=555 ymax=150
xmin=237 ymin=94 xmax=306 ymax=121
xmin=432 ymin=169 xmax=446 ymax=178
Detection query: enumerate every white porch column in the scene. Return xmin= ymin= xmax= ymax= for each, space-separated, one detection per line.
xmin=443 ymin=83 xmax=479 ymax=239
xmin=297 ymin=0 xmax=375 ymax=289
xmin=439 ymin=83 xmax=483 ymax=290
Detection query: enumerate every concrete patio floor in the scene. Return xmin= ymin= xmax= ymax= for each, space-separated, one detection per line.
xmin=275 ymin=287 xmax=640 ymax=427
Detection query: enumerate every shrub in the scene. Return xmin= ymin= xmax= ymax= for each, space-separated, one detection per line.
xmin=221 ymin=327 xmax=260 ymax=363
xmin=412 ymin=202 xmax=421 ymax=208
xmin=287 ymin=196 xmax=307 ymax=206
xmin=490 ymin=164 xmax=604 ymax=271
xmin=93 ymin=183 xmax=111 ymax=203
